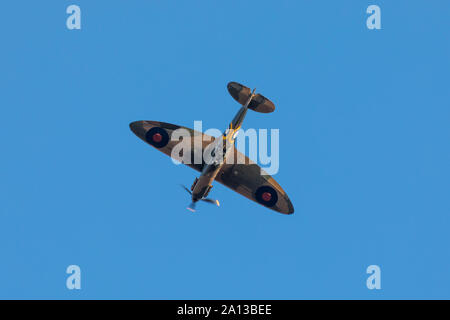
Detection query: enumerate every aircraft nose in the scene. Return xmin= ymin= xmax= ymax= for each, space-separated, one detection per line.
xmin=129 ymin=121 xmax=146 ymax=139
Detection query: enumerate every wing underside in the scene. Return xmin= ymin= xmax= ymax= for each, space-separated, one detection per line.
xmin=216 ymin=148 xmax=294 ymax=214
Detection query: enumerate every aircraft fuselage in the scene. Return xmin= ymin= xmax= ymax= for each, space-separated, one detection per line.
xmin=190 ymin=90 xmax=254 ymax=203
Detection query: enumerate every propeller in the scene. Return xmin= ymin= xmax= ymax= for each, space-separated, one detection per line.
xmin=180 ymin=185 xmax=220 ymax=212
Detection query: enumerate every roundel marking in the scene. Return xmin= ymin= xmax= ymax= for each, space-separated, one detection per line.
xmin=145 ymin=127 xmax=169 ymax=148
xmin=262 ymin=192 xmax=272 ymax=202
xmin=255 ymin=186 xmax=278 ymax=207
xmin=152 ymin=133 xmax=162 ymax=143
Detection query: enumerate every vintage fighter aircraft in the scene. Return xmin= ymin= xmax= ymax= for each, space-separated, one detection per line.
xmin=129 ymin=82 xmax=294 ymax=214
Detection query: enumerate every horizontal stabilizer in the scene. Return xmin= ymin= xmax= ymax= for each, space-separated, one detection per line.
xmin=227 ymin=81 xmax=275 ymax=113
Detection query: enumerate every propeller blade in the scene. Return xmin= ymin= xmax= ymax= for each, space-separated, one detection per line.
xmin=202 ymin=198 xmax=220 ymax=207
xmin=186 ymin=202 xmax=196 ymax=213
xmin=180 ymin=185 xmax=192 ymax=195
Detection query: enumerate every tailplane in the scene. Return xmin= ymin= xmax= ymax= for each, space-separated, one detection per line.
xmin=227 ymin=82 xmax=275 ymax=113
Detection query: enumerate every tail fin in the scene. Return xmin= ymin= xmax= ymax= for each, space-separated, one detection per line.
xmin=227 ymin=82 xmax=275 ymax=113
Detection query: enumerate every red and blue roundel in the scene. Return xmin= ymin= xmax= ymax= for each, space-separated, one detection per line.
xmin=255 ymin=186 xmax=278 ymax=207
xmin=145 ymin=127 xmax=169 ymax=148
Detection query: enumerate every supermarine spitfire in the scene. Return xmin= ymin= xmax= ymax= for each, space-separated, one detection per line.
xmin=129 ymin=82 xmax=294 ymax=214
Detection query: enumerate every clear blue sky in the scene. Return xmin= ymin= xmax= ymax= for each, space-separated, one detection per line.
xmin=1 ymin=1 xmax=449 ymax=299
